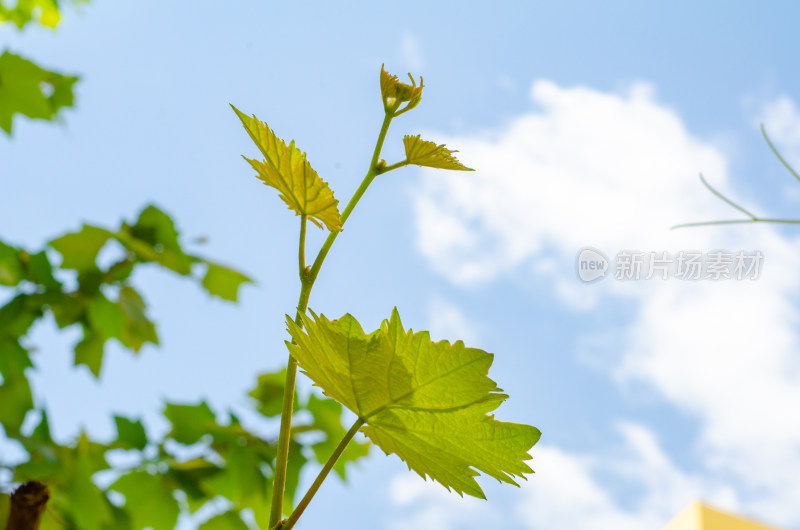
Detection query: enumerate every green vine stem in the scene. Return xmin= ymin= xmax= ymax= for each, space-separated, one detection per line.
xmin=278 ymin=418 xmax=366 ymax=530
xmin=268 ymin=106 xmax=399 ymax=527
xmin=673 ymin=125 xmax=800 ymax=230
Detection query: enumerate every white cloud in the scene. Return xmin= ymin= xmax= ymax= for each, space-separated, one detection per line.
xmin=516 ymin=424 xmax=715 ymax=530
xmin=412 ymin=81 xmax=800 ymax=527
xmin=760 ymin=96 xmax=800 ymax=168
xmin=385 ymin=472 xmax=496 ymax=530
xmin=426 ymin=296 xmax=481 ymax=345
xmin=386 ymin=423 xmax=737 ymax=530
xmin=399 ymin=32 xmax=424 ymax=72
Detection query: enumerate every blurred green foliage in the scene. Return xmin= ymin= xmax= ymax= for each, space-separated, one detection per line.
xmin=0 ymin=205 xmax=368 ymax=528
xmin=0 ymin=0 xmax=88 ymax=135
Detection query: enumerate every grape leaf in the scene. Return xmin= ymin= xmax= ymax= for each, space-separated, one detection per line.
xmin=164 ymin=401 xmax=216 ymax=445
xmin=202 ymin=262 xmax=252 ymax=302
xmin=49 ymin=224 xmax=112 ymax=271
xmin=403 ymin=135 xmax=473 ymax=171
xmin=118 ymin=286 xmax=159 ymax=351
xmin=306 ymin=393 xmax=370 ymax=479
xmin=114 ymin=415 xmax=148 ymax=451
xmin=0 ymin=0 xmax=61 ymax=29
xmin=249 ymin=368 xmax=293 ymax=417
xmin=112 ymin=471 xmax=180 ymax=530
xmin=74 ymin=329 xmax=106 ymax=377
xmin=380 ymin=65 xmax=423 ymax=114
xmin=0 ymin=375 xmax=32 ymax=435
xmin=286 ymin=308 xmax=540 ymax=499
xmin=199 ymin=511 xmax=249 ymax=530
xmin=0 ymin=241 xmax=23 ymax=286
xmin=230 ymin=105 xmax=342 ymax=232
xmin=0 ymin=51 xmax=78 ymax=135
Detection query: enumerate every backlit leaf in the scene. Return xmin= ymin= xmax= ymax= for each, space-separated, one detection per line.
xmin=403 ymin=135 xmax=473 ymax=171
xmin=231 ymin=105 xmax=342 ymax=231
xmin=287 ymin=308 xmax=540 ymax=498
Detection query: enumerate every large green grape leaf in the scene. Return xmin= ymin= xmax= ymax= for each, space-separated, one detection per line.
xmin=286 ymin=308 xmax=540 ymax=499
xmin=230 ymin=105 xmax=342 ymax=232
xmin=403 ymin=135 xmax=474 ymax=171
xmin=0 ymin=51 xmax=78 ymax=135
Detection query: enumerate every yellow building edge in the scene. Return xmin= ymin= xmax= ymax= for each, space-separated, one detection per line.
xmin=663 ymin=501 xmax=783 ymax=530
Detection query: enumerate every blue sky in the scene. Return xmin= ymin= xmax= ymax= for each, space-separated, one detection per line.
xmin=3 ymin=1 xmax=800 ymax=529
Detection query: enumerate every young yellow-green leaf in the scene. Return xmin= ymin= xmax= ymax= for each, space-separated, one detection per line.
xmin=286 ymin=309 xmax=540 ymax=499
xmin=202 ymin=262 xmax=252 ymax=301
xmin=380 ymin=65 xmax=423 ymax=113
xmin=0 ymin=0 xmax=62 ymax=29
xmin=231 ymin=105 xmax=342 ymax=232
xmin=403 ymin=135 xmax=474 ymax=171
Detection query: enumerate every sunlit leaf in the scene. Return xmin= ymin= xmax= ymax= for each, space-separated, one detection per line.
xmin=403 ymin=135 xmax=473 ymax=171
xmin=231 ymin=105 xmax=342 ymax=231
xmin=287 ymin=308 xmax=540 ymax=498
xmin=0 ymin=0 xmax=61 ymax=29
xmin=380 ymin=65 xmax=423 ymax=113
xmin=0 ymin=51 xmax=78 ymax=135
